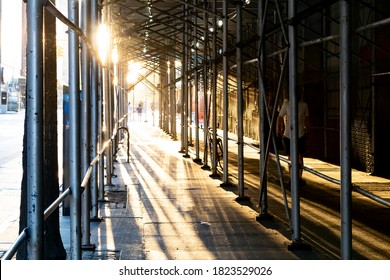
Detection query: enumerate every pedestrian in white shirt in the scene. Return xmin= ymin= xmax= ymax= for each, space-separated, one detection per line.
xmin=276 ymin=96 xmax=310 ymax=186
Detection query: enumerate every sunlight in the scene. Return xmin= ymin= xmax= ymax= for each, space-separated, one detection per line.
xmin=97 ymin=213 xmax=115 ymax=245
xmin=119 ymin=135 xmax=216 ymax=259
xmin=1 ymin=2 xmax=23 ymax=82
xmin=97 ymin=24 xmax=110 ymax=65
xmin=127 ymin=61 xmax=142 ymax=85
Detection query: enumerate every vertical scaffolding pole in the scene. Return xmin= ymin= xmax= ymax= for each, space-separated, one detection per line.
xmin=167 ymin=59 xmax=172 ymax=132
xmin=105 ymin=8 xmax=113 ymax=186
xmin=170 ymin=56 xmax=177 ymax=140
xmin=118 ymin=65 xmax=122 ymax=125
xmin=179 ymin=5 xmax=186 ymax=154
xmin=188 ymin=72 xmax=193 ymax=146
xmin=159 ymin=59 xmax=164 ymax=130
xmin=80 ymin=0 xmax=92 ymax=249
xmin=112 ymin=48 xmax=118 ymax=154
xmin=98 ymin=64 xmax=105 ymax=201
xmin=124 ymin=71 xmax=129 ymax=125
xmin=162 ymin=59 xmax=169 ymax=131
xmin=68 ymin=0 xmax=82 ymax=260
xmin=258 ymin=0 xmax=268 ymax=215
xmin=370 ymin=29 xmax=376 ymax=175
xmin=201 ymin=1 xmax=210 ymax=170
xmin=26 ymin=0 xmax=44 ymax=260
xmin=153 ymin=59 xmax=157 ymax=127
xmin=339 ymin=0 xmax=352 ymax=260
xmin=210 ymin=0 xmax=219 ymax=178
xmin=183 ymin=3 xmax=190 ymax=158
xmin=90 ymin=0 xmax=99 ymax=219
xmin=97 ymin=1 xmax=105 ymax=201
xmin=121 ymin=68 xmax=126 ymax=123
xmin=221 ymin=0 xmax=230 ymax=185
xmin=288 ymin=0 xmax=302 ymax=247
xmin=159 ymin=64 xmax=163 ymax=129
xmin=193 ymin=0 xmax=201 ymax=163
xmin=162 ymin=61 xmax=167 ymax=130
xmin=105 ymin=65 xmax=113 ymax=186
xmin=236 ymin=1 xmax=246 ymax=199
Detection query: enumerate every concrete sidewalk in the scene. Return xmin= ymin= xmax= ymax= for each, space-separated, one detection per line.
xmin=74 ymin=121 xmax=390 ymax=260
xmin=3 ymin=120 xmax=389 ymax=259
xmin=60 ymin=121 xmax=331 ymax=260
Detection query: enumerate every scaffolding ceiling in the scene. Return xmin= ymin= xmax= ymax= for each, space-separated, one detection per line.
xmin=104 ymin=0 xmax=390 ymax=77
xmin=106 ymin=0 xmax=260 ymax=71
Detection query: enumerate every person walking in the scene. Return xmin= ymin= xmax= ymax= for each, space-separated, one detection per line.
xmin=136 ymin=103 xmax=143 ymax=122
xmin=276 ymin=95 xmax=310 ymax=186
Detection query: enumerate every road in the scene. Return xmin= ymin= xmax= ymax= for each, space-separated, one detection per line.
xmin=0 ymin=110 xmax=24 ymax=253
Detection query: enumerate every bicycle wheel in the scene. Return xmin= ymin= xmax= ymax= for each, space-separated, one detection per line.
xmin=208 ymin=135 xmax=213 ymax=166
xmin=216 ymin=138 xmax=223 ymax=169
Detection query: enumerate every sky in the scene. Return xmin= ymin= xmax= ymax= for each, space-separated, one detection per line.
xmin=1 ymin=1 xmax=23 ymax=83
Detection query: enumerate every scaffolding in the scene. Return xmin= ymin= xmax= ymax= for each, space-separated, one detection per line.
xmin=3 ymin=0 xmax=390 ymax=260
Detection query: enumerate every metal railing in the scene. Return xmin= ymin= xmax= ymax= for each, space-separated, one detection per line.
xmin=1 ymin=0 xmax=116 ymax=260
xmin=1 ymin=114 xmax=129 ymax=260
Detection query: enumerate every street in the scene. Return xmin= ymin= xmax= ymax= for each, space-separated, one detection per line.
xmin=0 ymin=110 xmax=24 ymax=254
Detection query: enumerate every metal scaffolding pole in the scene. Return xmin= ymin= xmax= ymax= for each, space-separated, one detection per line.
xmin=188 ymin=70 xmax=193 ymax=146
xmin=201 ymin=1 xmax=210 ymax=170
xmin=105 ymin=70 xmax=113 ymax=186
xmin=80 ymin=0 xmax=92 ymax=249
xmin=159 ymin=64 xmax=162 ymax=129
xmin=167 ymin=58 xmax=172 ymax=133
xmin=117 ymin=68 xmax=121 ymax=129
xmin=68 ymin=0 xmax=82 ymax=260
xmin=183 ymin=3 xmax=190 ymax=158
xmin=258 ymin=0 xmax=269 ymax=216
xmin=236 ymin=1 xmax=246 ymax=199
xmin=179 ymin=5 xmax=186 ymax=154
xmin=90 ymin=0 xmax=99 ymax=219
xmin=339 ymin=0 xmax=352 ymax=260
xmin=121 ymin=69 xmax=126 ymax=124
xmin=193 ymin=0 xmax=201 ymax=163
xmin=97 ymin=2 xmax=105 ymax=201
xmin=112 ymin=51 xmax=119 ymax=155
xmin=210 ymin=0 xmax=219 ymax=178
xmin=159 ymin=61 xmax=164 ymax=130
xmin=26 ymin=0 xmax=44 ymax=260
xmin=98 ymin=64 xmax=105 ymax=201
xmin=157 ymin=75 xmax=161 ymax=128
xmin=221 ymin=0 xmax=231 ymax=186
xmin=162 ymin=59 xmax=169 ymax=131
xmin=170 ymin=55 xmax=177 ymax=140
xmin=288 ymin=0 xmax=302 ymax=247
xmin=105 ymin=8 xmax=113 ymax=186
xmin=124 ymin=71 xmax=129 ymax=126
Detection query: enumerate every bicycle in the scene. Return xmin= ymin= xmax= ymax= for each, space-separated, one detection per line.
xmin=208 ymin=127 xmax=223 ymax=170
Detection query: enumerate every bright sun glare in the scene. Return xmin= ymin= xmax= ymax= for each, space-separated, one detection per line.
xmin=1 ymin=2 xmax=23 ymax=82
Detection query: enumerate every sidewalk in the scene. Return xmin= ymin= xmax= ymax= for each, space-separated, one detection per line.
xmin=61 ymin=121 xmax=331 ymax=260
xmin=3 ymin=120 xmax=389 ymax=259
xmin=77 ymin=121 xmax=390 ymax=260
